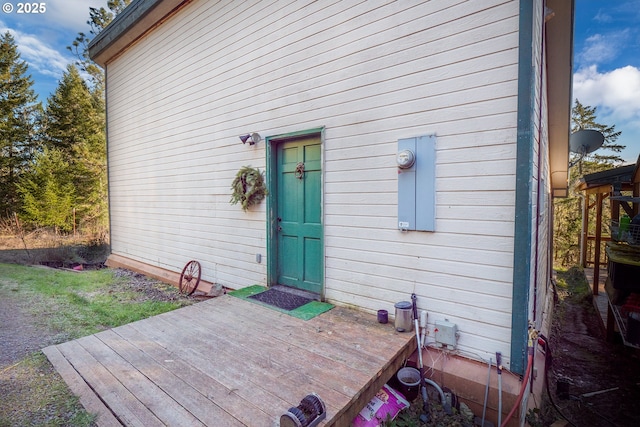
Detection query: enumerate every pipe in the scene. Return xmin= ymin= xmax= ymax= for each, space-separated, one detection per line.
xmin=501 ymin=327 xmax=538 ymax=427
xmin=501 ymin=347 xmax=534 ymax=427
xmin=420 ymin=310 xmax=427 ymax=349
xmin=412 ymin=294 xmax=429 ymax=422
xmin=496 ymin=352 xmax=503 ymax=427
xmin=423 ymin=378 xmax=451 ymax=414
xmin=481 ymin=357 xmax=492 ymax=427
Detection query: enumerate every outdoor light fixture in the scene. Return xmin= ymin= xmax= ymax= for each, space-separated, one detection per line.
xmin=239 ymin=132 xmax=261 ymax=145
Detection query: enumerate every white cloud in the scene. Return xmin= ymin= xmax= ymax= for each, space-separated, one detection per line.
xmin=593 ymin=10 xmax=613 ymax=24
xmin=45 ymin=1 xmax=107 ymax=33
xmin=574 ymin=65 xmax=640 ymax=161
xmin=577 ymin=30 xmax=632 ymax=66
xmin=0 ymin=22 xmax=71 ymax=78
xmin=574 ymin=65 xmax=640 ymax=123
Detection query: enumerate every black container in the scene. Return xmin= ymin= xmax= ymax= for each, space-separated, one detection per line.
xmin=377 ymin=309 xmax=388 ymax=324
xmin=608 ymin=260 xmax=640 ymax=291
xmin=396 ymin=367 xmax=421 ymax=401
xmin=627 ymin=313 xmax=640 ymax=345
xmin=556 ymin=378 xmax=570 ymax=400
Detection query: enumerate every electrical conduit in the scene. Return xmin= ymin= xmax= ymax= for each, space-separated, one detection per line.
xmin=481 ymin=357 xmax=492 ymax=427
xmin=496 ymin=352 xmax=502 ymax=427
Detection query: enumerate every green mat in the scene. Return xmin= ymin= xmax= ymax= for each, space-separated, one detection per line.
xmin=229 ymin=285 xmax=334 ymax=320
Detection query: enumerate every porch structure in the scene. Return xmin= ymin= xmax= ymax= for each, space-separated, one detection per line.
xmin=44 ymin=295 xmax=414 ymax=426
xmin=584 ymin=266 xmax=608 ymax=328
xmin=578 ymin=159 xmax=640 ymax=348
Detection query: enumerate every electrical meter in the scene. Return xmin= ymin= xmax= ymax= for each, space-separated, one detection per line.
xmin=396 ymin=149 xmax=415 ymax=169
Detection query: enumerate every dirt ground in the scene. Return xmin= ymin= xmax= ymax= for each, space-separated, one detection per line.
xmin=0 ymin=268 xmax=194 ymax=368
xmin=1 ymin=239 xmax=640 ymax=426
xmin=544 ymin=270 xmax=640 ymax=427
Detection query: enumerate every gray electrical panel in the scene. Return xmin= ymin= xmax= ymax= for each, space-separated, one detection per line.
xmin=397 ymin=135 xmax=436 ymax=231
xmin=435 ymin=319 xmax=457 ymax=349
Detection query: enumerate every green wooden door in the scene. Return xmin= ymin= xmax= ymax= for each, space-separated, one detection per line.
xmin=276 ymin=136 xmax=322 ymax=294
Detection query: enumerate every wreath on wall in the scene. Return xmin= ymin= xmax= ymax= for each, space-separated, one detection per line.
xmin=230 ymin=166 xmax=268 ymax=211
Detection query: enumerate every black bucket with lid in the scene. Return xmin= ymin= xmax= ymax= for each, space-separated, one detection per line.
xmin=396 ymin=367 xmax=421 ymax=401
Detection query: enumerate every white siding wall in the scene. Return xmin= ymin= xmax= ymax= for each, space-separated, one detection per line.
xmin=532 ymin=0 xmax=553 ymax=335
xmin=106 ymin=0 xmax=520 ymax=367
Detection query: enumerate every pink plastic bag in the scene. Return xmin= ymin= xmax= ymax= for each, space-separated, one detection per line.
xmin=352 ymin=384 xmax=410 ymax=427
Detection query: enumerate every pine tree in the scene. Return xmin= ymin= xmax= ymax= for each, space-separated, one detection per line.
xmin=42 ymin=64 xmax=107 ymax=235
xmin=0 ymin=31 xmax=40 ymax=217
xmin=571 ymin=99 xmax=624 ymax=165
xmin=18 ymin=148 xmax=75 ymax=232
xmin=68 ymin=0 xmax=132 ymax=93
xmin=554 ymin=100 xmax=626 ymax=267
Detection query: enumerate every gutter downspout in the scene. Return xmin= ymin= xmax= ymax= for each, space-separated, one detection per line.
xmin=533 ymin=0 xmax=548 ymax=326
xmin=511 ymin=0 xmax=536 ymax=375
xmin=104 ymin=67 xmax=112 ymax=254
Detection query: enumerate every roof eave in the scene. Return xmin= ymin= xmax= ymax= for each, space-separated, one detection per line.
xmin=546 ymin=0 xmax=575 ymax=198
xmin=88 ymin=0 xmax=189 ymax=67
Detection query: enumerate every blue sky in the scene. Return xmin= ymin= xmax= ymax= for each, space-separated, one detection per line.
xmin=1 ymin=0 xmax=104 ymax=97
xmin=2 ymin=0 xmax=639 ymax=162
xmin=572 ymin=0 xmax=640 ymax=162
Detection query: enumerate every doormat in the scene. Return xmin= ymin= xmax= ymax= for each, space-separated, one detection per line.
xmin=248 ymin=288 xmax=311 ymax=310
xmin=229 ymin=285 xmax=334 ymax=320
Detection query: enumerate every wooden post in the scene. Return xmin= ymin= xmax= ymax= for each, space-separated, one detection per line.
xmin=581 ymin=193 xmax=589 ymax=267
xmin=593 ymin=192 xmax=603 ymax=295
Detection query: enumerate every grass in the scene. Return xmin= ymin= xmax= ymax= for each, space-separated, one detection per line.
xmin=0 ymin=354 xmax=96 ymax=427
xmin=0 ymin=263 xmax=193 ymax=426
xmin=554 ymin=266 xmax=592 ymax=304
xmin=0 ymin=263 xmax=188 ymax=339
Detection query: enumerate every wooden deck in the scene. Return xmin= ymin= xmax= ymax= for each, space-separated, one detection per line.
xmin=43 ymin=295 xmax=414 ymax=426
xmin=584 ymin=267 xmax=609 ymax=329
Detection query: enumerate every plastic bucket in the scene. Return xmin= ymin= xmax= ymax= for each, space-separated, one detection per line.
xmin=396 ymin=367 xmax=421 ymax=401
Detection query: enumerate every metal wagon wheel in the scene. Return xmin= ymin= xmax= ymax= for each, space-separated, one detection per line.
xmin=179 ymin=260 xmax=201 ymax=295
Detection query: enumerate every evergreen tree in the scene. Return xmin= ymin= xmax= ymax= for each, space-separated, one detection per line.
xmin=69 ymin=0 xmax=132 ymax=93
xmin=554 ymin=101 xmax=626 ymax=267
xmin=42 ymin=64 xmax=107 ymax=235
xmin=571 ymin=99 xmax=624 ymax=165
xmin=18 ymin=148 xmax=75 ymax=232
xmin=0 ymin=32 xmax=40 ymax=216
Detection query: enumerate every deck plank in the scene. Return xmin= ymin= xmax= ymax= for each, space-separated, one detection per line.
xmin=55 ymin=340 xmax=164 ymax=427
xmin=95 ymin=329 xmax=246 ymax=427
xmin=149 ymin=305 xmax=350 ymax=417
xmin=42 ymin=345 xmax=123 ymax=427
xmin=124 ymin=313 xmax=292 ymax=421
xmin=196 ymin=297 xmax=396 ymax=366
xmin=76 ymin=334 xmax=206 ymax=427
xmin=111 ymin=323 xmax=274 ymax=426
xmin=44 ymin=294 xmax=414 ymax=426
xmin=182 ymin=302 xmax=373 ymax=391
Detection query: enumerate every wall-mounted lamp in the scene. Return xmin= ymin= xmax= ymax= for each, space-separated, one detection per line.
xmin=239 ymin=132 xmax=262 ymax=145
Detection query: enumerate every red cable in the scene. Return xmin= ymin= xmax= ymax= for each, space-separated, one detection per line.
xmin=501 ymin=350 xmax=534 ymax=427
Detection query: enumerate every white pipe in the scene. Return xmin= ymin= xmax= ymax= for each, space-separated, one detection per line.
xmin=420 ymin=310 xmax=427 ymax=348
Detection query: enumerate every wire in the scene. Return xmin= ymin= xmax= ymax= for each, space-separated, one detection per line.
xmin=539 ymin=334 xmax=578 ymax=427
xmin=578 ymin=400 xmax=618 ymax=427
